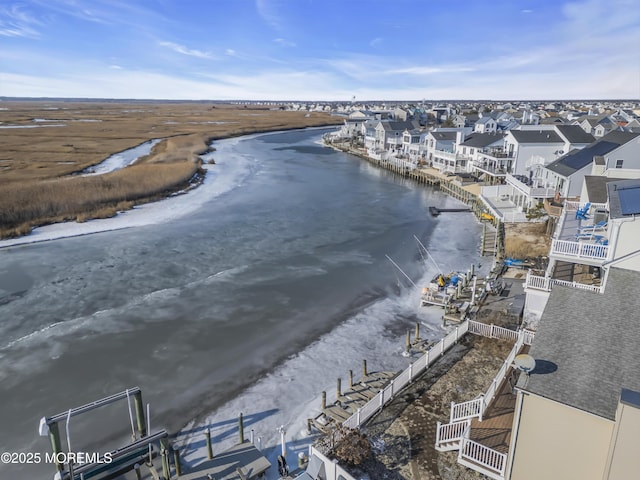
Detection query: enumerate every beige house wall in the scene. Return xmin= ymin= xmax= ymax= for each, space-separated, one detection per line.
xmin=509 ymin=393 xmax=613 ymax=480
xmin=610 ymin=221 xmax=640 ymax=272
xmin=605 ymin=401 xmax=640 ymax=480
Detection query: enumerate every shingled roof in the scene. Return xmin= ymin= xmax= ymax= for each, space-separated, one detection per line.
xmin=460 ymin=132 xmax=504 ymax=148
xmin=509 ymin=130 xmax=563 ymax=143
xmin=555 ymin=124 xmax=596 ymax=144
xmin=521 ymin=267 xmax=640 ymax=420
xmin=546 ymin=131 xmax=640 ymax=177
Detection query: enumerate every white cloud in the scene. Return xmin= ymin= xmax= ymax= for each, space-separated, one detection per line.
xmin=109 ymin=65 xmax=123 ymax=70
xmin=0 ymin=4 xmax=42 ymax=38
xmin=273 ymin=38 xmax=296 ymax=47
xmin=159 ymin=41 xmax=215 ymax=59
xmin=369 ymin=37 xmax=383 ymax=48
xmin=255 ymin=0 xmax=285 ymax=31
xmin=521 ymin=9 xmax=533 ymax=14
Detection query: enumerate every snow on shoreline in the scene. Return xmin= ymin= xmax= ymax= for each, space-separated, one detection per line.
xmin=0 ymin=136 xmax=250 ymax=250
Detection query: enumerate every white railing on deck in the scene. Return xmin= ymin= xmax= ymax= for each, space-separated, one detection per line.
xmin=468 ymin=320 xmax=519 ymax=342
xmin=435 ymin=419 xmax=470 ymax=451
xmin=525 ymin=271 xmax=603 ymax=294
xmin=482 ymin=337 xmax=522 ymax=412
xmin=459 ymin=438 xmax=507 ymax=480
xmin=450 ymin=398 xmax=484 ymax=422
xmin=551 ymin=239 xmax=609 ymax=260
xmin=342 ymin=322 xmax=469 ymax=429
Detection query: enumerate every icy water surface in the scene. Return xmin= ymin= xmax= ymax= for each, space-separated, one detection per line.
xmin=0 ymin=128 xmax=484 ymax=479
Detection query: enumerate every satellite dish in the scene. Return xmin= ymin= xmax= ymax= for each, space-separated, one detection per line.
xmin=514 ymin=354 xmax=536 ymax=374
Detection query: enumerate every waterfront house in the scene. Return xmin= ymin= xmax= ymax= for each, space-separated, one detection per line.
xmin=508 ymin=268 xmax=640 ymax=479
xmin=524 ymin=176 xmax=640 ymax=323
xmin=479 ymin=126 xmax=593 ymax=221
xmin=424 ymin=128 xmax=472 ymax=174
xmin=543 ymin=130 xmax=640 ymax=199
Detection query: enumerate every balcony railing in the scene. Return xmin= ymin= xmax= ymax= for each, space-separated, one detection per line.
xmin=432 ymin=149 xmax=466 ymax=162
xmin=459 ymin=437 xmax=507 ymax=480
xmin=525 ymin=271 xmax=603 ymax=293
xmin=550 ymin=239 xmax=610 ymax=261
xmin=506 ymin=174 xmax=556 ymax=199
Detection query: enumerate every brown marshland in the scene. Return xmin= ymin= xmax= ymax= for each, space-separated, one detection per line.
xmin=0 ymin=101 xmax=341 ymax=238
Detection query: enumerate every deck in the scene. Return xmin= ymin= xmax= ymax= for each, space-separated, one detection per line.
xmin=177 ymin=441 xmax=270 ymax=480
xmin=469 ymin=373 xmax=517 ymax=454
xmin=312 ymin=371 xmax=397 ymax=432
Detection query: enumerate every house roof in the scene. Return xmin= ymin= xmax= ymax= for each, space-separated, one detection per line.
xmin=608 ymin=179 xmax=640 ymax=219
xmin=460 ymin=133 xmax=503 ymax=148
xmin=546 ymin=131 xmax=640 ymax=177
xmin=476 ymin=117 xmax=495 ymax=125
xmin=380 ymin=120 xmax=418 ymax=132
xmin=509 ymin=130 xmax=563 ymax=144
xmin=554 ymin=125 xmax=596 ymax=144
xmin=583 ymin=175 xmax=625 ymax=204
xmin=520 ymin=267 xmax=640 ymax=420
xmin=428 ymin=131 xmax=457 ymax=141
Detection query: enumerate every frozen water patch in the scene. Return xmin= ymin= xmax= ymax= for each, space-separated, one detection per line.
xmin=82 ymin=139 xmax=161 ymax=175
xmin=0 ymin=137 xmax=254 ymax=249
xmin=174 ymin=212 xmax=485 ymax=479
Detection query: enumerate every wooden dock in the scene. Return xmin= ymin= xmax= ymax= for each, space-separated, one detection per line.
xmin=312 ymin=371 xmax=397 ymax=432
xmin=178 ymin=441 xmax=270 ymax=480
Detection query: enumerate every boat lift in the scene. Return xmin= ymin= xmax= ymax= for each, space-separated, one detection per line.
xmin=39 ymin=387 xmax=171 ymax=480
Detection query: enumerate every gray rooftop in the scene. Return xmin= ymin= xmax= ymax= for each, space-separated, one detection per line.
xmin=584 ymin=175 xmax=625 ymax=204
xmin=460 ymin=132 xmax=503 ymax=148
xmin=608 ymin=178 xmax=640 ymax=219
xmin=521 ymin=267 xmax=640 ymax=420
xmin=555 ymin=125 xmax=596 ymax=144
xmin=509 ymin=130 xmax=563 ymax=144
xmin=545 ymin=131 xmax=640 ymax=177
xmin=428 ymin=131 xmax=457 ymax=141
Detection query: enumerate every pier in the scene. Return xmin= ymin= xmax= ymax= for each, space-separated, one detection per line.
xmin=310 ymin=363 xmax=397 ymax=433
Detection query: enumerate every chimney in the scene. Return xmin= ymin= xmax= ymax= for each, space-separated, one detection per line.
xmin=456 ymin=130 xmax=465 ymax=145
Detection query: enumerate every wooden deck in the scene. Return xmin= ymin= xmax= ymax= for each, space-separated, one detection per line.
xmin=177 ymin=441 xmax=270 ymax=480
xmin=312 ymin=371 xmax=396 ymax=431
xmin=469 ymin=367 xmax=523 ymax=453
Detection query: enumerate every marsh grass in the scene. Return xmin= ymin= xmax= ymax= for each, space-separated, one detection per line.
xmin=0 ymin=161 xmax=199 ymax=238
xmin=0 ymin=101 xmax=341 ymax=238
xmin=504 ymin=222 xmax=549 ymax=259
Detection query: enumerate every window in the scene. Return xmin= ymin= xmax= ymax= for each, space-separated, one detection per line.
xmin=616 ymin=159 xmax=624 ymax=168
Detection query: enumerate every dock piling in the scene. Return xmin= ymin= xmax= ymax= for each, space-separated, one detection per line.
xmin=349 ymin=370 xmax=353 ymax=388
xmin=238 ymin=412 xmax=244 ymax=444
xmin=205 ymin=428 xmax=213 ymax=460
xmin=321 ymin=391 xmax=326 ymax=410
xmin=414 ymin=322 xmax=420 ymax=342
xmin=133 ymin=391 xmax=147 ymax=438
xmin=336 ymin=378 xmax=342 ymax=400
xmin=362 ymin=359 xmax=368 ymax=377
xmin=173 ymin=449 xmax=182 ymax=477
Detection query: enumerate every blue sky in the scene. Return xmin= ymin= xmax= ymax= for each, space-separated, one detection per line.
xmin=1 ymin=0 xmax=639 ymax=100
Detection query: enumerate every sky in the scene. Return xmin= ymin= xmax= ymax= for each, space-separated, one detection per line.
xmin=1 ymin=0 xmax=639 ymax=101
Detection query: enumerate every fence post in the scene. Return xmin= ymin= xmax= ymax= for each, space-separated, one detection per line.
xmin=356 ymin=408 xmax=361 ymax=427
xmin=490 ymin=323 xmax=495 ymax=338
xmin=390 ymin=379 xmax=394 ymax=397
xmin=450 ymin=401 xmax=455 ymax=422
xmin=379 ymin=390 xmax=384 ymax=409
xmin=436 ymin=421 xmax=441 ymax=445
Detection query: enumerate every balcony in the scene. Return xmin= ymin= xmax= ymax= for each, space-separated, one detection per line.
xmin=472 ymin=159 xmax=510 ymax=177
xmin=432 ymin=149 xmax=466 ymax=162
xmin=525 ymin=271 xmax=603 ymax=294
xmin=479 ymin=147 xmax=513 ymax=160
xmin=506 ymin=174 xmax=556 ymax=199
xmin=550 ymin=239 xmax=609 ymax=264
xmin=435 ymin=326 xmax=535 ymax=480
